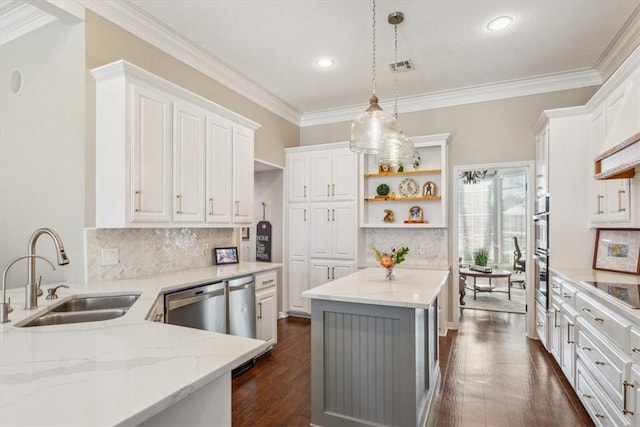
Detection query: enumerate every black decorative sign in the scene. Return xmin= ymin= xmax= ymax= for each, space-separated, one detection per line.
xmin=256 ymin=221 xmax=272 ymax=262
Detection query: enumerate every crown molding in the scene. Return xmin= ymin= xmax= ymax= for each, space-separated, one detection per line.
xmin=78 ymin=0 xmax=302 ymax=126
xmin=595 ymin=5 xmax=640 ymax=82
xmin=0 ymin=1 xmax=56 ymax=46
xmin=300 ymin=69 xmax=602 ymax=127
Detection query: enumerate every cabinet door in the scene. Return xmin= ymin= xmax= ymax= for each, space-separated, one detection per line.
xmin=288 ymin=258 xmax=309 ymax=314
xmin=560 ymin=307 xmax=577 ymax=385
xmin=309 ymin=152 xmax=332 ymax=201
xmin=289 ymin=205 xmax=309 ymax=258
xmin=331 ymin=203 xmax=356 ymax=259
xmin=331 ymin=149 xmax=356 ymax=201
xmin=535 ymin=125 xmax=549 ymax=197
xmin=309 ymin=261 xmax=333 ymax=288
xmin=131 ymin=84 xmax=173 ymax=223
xmin=173 ymin=101 xmax=205 ymax=223
xmin=550 ymin=297 xmax=562 ymax=364
xmin=332 ymin=262 xmax=355 ymax=280
xmin=232 ymin=125 xmax=254 ymax=224
xmin=309 ymin=204 xmax=332 ymax=258
xmin=287 ymin=153 xmax=309 ymax=203
xmin=256 ymin=287 xmax=277 ymax=345
xmin=604 ymin=179 xmax=631 ymax=223
xmin=589 ymin=110 xmax=607 ymax=224
xmin=205 ymin=115 xmax=233 ymax=224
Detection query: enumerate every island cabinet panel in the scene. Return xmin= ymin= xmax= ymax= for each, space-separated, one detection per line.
xmin=310 ymin=299 xmax=439 ymax=427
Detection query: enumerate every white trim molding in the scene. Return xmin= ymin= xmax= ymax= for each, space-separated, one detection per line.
xmin=0 ymin=1 xmax=56 ymax=46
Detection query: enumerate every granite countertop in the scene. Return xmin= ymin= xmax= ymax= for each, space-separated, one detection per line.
xmin=0 ymin=262 xmax=280 ymax=427
xmin=302 ymin=267 xmax=449 ymax=309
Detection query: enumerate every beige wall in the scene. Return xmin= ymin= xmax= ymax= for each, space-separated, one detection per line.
xmin=85 ymin=11 xmax=299 ymax=168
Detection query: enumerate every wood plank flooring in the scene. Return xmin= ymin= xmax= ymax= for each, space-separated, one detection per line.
xmin=232 ymin=311 xmax=594 ymax=427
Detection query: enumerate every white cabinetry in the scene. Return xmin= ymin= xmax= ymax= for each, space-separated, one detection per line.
xmin=255 ymin=270 xmax=278 ymax=346
xmin=535 ymin=124 xmax=549 ymax=197
xmin=359 ymin=134 xmax=449 ymax=228
xmin=92 ymin=60 xmax=260 ymax=228
xmin=285 ymin=142 xmax=358 ymax=315
xmin=173 ymin=100 xmax=206 ymax=223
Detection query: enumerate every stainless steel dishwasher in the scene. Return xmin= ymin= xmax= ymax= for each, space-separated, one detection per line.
xmin=228 ymin=275 xmax=256 ymax=338
xmin=164 ymin=281 xmax=226 ymax=333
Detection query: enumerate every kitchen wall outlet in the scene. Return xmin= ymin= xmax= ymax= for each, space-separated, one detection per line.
xmin=419 ymin=246 xmax=426 ymax=255
xmin=101 ymin=248 xmax=119 ymax=266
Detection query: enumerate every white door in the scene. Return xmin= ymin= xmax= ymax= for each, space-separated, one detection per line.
xmin=256 ymin=287 xmax=276 ymax=345
xmin=205 ymin=115 xmax=233 ymax=224
xmin=309 ymin=204 xmax=332 ymax=258
xmin=131 ymin=84 xmax=172 ymax=223
xmin=331 ymin=149 xmax=356 ymax=201
xmin=331 ymin=203 xmax=356 ymax=259
xmin=232 ymin=125 xmax=254 ymax=224
xmin=287 ymin=153 xmax=309 ymax=203
xmin=288 ymin=258 xmax=309 ymax=314
xmin=173 ymin=101 xmax=205 ymax=223
xmin=309 ymin=152 xmax=332 ymax=201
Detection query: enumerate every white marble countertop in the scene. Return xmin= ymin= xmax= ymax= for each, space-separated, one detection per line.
xmin=0 ymin=262 xmax=280 ymax=427
xmin=302 ymin=267 xmax=450 ymax=309
xmin=550 ymin=266 xmax=640 ymax=286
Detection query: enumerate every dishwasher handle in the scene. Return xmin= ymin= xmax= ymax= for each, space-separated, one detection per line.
xmin=229 ymin=282 xmax=254 ymax=292
xmin=166 ymin=288 xmax=225 ymax=311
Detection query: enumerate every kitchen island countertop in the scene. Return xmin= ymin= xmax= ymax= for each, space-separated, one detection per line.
xmin=0 ymin=262 xmax=280 ymax=427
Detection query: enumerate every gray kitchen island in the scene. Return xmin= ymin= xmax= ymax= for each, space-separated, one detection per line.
xmin=302 ymin=267 xmax=449 ymax=427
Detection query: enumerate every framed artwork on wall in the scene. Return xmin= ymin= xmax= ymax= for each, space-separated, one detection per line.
xmin=593 ymin=228 xmax=640 ymax=274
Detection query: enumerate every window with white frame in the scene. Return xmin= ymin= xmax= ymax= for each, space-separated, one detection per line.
xmin=458 ymin=168 xmax=527 ymax=268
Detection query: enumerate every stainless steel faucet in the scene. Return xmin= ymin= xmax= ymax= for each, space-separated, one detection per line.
xmin=1 ymin=255 xmax=55 ymax=323
xmin=25 ymin=228 xmax=69 ymax=310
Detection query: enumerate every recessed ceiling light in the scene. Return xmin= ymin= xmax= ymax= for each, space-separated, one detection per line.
xmin=316 ymin=58 xmax=334 ymax=68
xmin=487 ymin=16 xmax=513 ymax=31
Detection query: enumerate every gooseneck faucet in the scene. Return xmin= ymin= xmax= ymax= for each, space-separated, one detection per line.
xmin=2 ymin=255 xmax=55 ymax=323
xmin=26 ymin=228 xmax=69 ymax=310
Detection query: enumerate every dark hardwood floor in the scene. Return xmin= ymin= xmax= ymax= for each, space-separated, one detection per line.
xmin=232 ymin=311 xmax=594 ymax=427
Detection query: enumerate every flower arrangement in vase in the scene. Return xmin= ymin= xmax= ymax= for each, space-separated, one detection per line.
xmin=371 ymin=245 xmax=409 ymax=280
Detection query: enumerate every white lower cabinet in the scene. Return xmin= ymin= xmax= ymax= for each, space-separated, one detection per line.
xmin=288 ymin=258 xmax=309 ymax=314
xmin=577 ymin=360 xmax=631 ymax=426
xmin=550 ymin=295 xmax=562 ymax=363
xmin=255 ymin=270 xmax=278 ymax=347
xmin=536 ymin=301 xmax=548 ymax=351
xmin=309 ymin=260 xmax=355 ymax=289
xmin=560 ymin=303 xmax=578 ymax=384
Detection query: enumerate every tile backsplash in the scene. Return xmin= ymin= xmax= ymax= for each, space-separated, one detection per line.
xmin=365 ymin=228 xmax=449 ymax=269
xmin=85 ymin=228 xmax=235 ymax=282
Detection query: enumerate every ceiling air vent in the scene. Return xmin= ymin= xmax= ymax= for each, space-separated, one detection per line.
xmin=389 ymin=59 xmax=414 ymax=72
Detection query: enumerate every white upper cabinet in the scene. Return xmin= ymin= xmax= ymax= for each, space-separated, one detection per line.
xmin=92 ymin=60 xmax=260 ymax=228
xmin=286 ymin=153 xmax=310 ymax=203
xmin=535 ymin=124 xmax=549 ymax=197
xmin=173 ymin=100 xmax=206 ymax=223
xmin=130 ymin=84 xmax=173 ymax=224
xmin=309 ymin=148 xmax=356 ymax=202
xmin=232 ymin=125 xmax=254 ymax=224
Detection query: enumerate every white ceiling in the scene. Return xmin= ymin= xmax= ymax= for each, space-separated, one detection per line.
xmin=126 ymin=0 xmax=640 ymax=121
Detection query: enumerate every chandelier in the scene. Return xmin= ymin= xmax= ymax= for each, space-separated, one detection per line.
xmin=460 ymin=170 xmax=488 ymax=185
xmin=376 ymin=11 xmax=415 ymax=166
xmin=349 ymin=0 xmax=401 ymax=154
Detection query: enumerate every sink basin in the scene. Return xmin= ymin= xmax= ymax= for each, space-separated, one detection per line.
xmin=17 ymin=293 xmax=140 ymax=327
xmin=51 ymin=294 xmax=140 ymax=312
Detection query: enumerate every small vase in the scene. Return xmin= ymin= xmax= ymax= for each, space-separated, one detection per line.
xmin=385 ymin=267 xmax=395 ymax=281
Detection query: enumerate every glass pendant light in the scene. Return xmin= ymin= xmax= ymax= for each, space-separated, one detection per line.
xmin=350 ymin=0 xmax=401 ymax=154
xmin=376 ymin=11 xmax=414 ymax=166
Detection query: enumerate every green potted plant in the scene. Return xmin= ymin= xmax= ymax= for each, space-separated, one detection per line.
xmin=473 ymin=248 xmax=489 ymax=267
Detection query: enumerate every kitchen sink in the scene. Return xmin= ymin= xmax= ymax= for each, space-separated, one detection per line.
xmin=16 ymin=293 xmax=140 ymax=327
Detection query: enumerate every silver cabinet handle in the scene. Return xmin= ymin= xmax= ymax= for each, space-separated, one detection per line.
xmin=332 ymin=183 xmax=335 ymax=197
xmin=562 ymin=293 xmax=572 ymax=299
xmin=624 ymin=381 xmax=634 ymax=415
xmin=176 ymin=194 xmax=182 ymax=214
xmin=208 ymin=197 xmax=214 ymax=215
xmin=594 ymin=361 xmax=606 ymax=366
xmin=257 ymin=302 xmax=263 ymax=319
xmin=633 ymin=347 xmax=640 ymax=354
xmin=618 ymin=188 xmax=626 ymax=212
xmin=135 ymin=190 xmax=141 ymax=212
xmin=581 ymin=346 xmax=592 ymax=351
xmin=582 ymin=393 xmax=593 ymax=399
xmin=235 ymin=200 xmax=239 ymax=216
xmin=567 ymin=323 xmax=574 ymax=344
xmin=326 ymin=267 xmax=330 ymax=280
xmin=332 ymin=209 xmax=335 ymax=221
xmin=554 ymin=309 xmax=559 ymax=328
xmin=327 ymin=184 xmax=330 ymax=197
xmin=594 ymin=413 xmax=605 ymax=419
xmin=303 ymin=185 xmax=307 ymax=198
xmin=331 ymin=267 xmax=335 ymax=280
xmin=581 ymin=308 xmax=604 ymax=322
xmin=597 ymin=194 xmax=604 ymax=214
xmin=304 ymin=209 xmax=307 ymax=222
xmin=327 ymin=209 xmax=330 ymax=221
xmin=262 ymin=279 xmax=274 ymax=285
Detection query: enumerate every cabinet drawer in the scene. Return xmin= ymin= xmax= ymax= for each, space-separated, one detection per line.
xmin=550 ymin=276 xmax=563 ymax=296
xmin=576 ymin=292 xmax=630 ymax=345
xmin=559 ymin=281 xmax=577 ymax=307
xmin=536 ymin=302 xmax=547 ymax=348
xmin=629 ymin=327 xmax=640 ymax=363
xmin=255 ymin=270 xmax=277 ymax=291
xmin=577 ymin=318 xmax=631 ymax=407
xmin=576 ymin=361 xmax=631 ymax=427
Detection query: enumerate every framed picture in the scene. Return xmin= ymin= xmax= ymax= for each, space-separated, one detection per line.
xmin=214 ymin=247 xmax=239 ymax=265
xmin=593 ymin=228 xmax=640 ymax=275
xmin=241 ymin=227 xmax=250 ymax=240
xmin=378 ymin=164 xmax=393 ymax=173
xmin=408 ymin=205 xmax=423 ymax=220
xmin=423 ymin=181 xmax=437 ymax=197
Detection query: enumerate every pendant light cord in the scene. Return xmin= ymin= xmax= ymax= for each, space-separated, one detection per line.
xmin=394 ymin=20 xmax=398 ymax=119
xmin=371 ymin=0 xmax=377 ymax=97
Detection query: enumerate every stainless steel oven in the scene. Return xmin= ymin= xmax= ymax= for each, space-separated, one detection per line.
xmin=533 ymin=195 xmax=549 ymax=310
